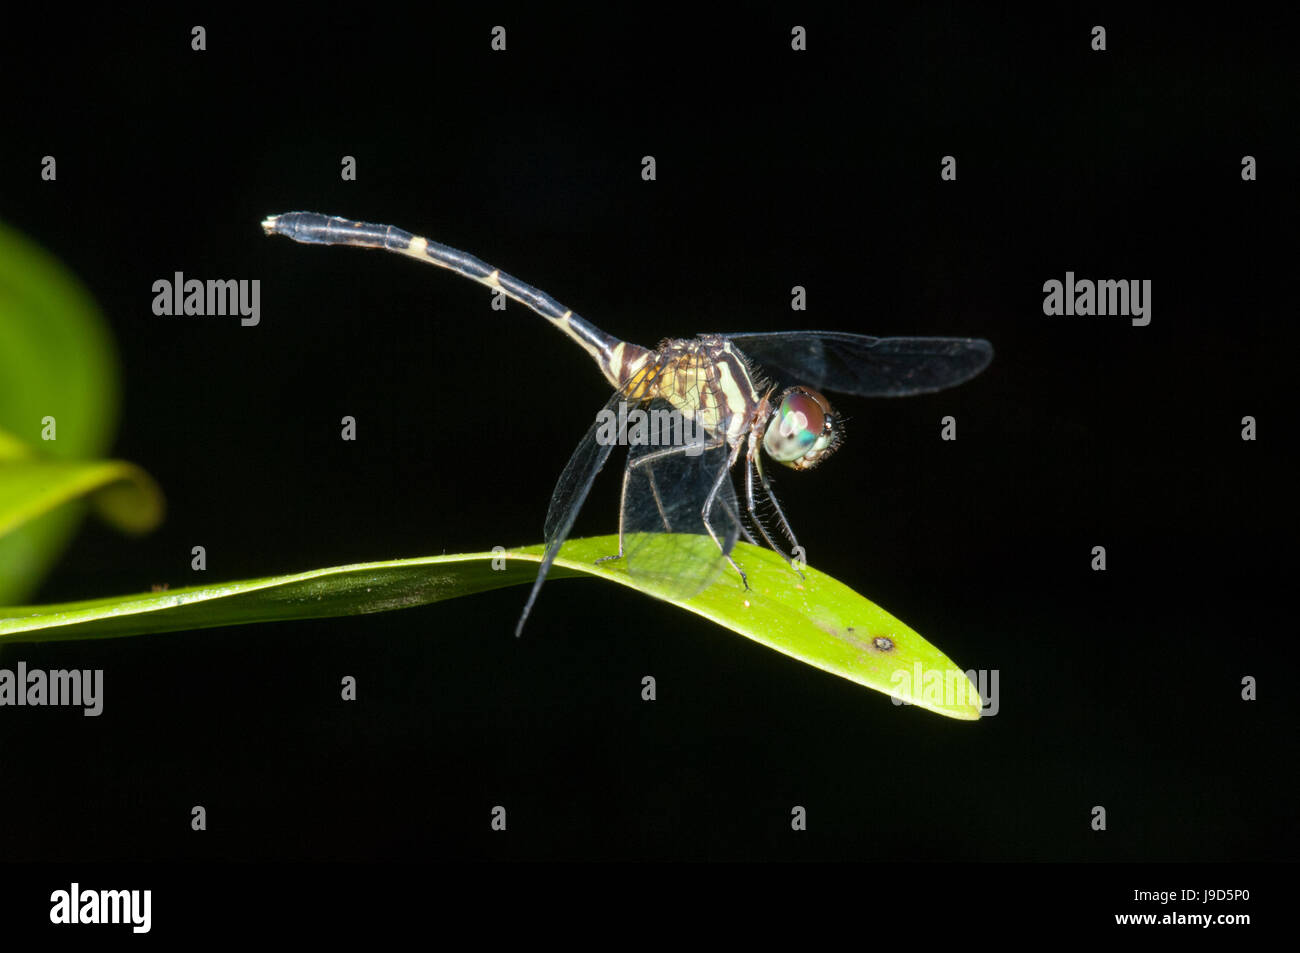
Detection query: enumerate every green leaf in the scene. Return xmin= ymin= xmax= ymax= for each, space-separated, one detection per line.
xmin=0 ymin=457 xmax=165 ymax=538
xmin=0 ymin=221 xmax=159 ymax=602
xmin=0 ymin=537 xmax=981 ymax=720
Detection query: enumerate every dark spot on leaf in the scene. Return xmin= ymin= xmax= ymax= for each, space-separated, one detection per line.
xmin=873 ymin=636 xmax=895 ymax=652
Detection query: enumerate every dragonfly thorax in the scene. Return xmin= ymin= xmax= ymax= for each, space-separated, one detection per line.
xmin=761 ymin=386 xmax=841 ymax=470
xmin=620 ymin=335 xmax=765 ymax=443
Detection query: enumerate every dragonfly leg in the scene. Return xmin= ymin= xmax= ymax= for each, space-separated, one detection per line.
xmin=751 ymin=441 xmax=805 ymax=580
xmin=643 ymin=452 xmax=761 ymax=543
xmin=644 ymin=457 xmax=673 ymax=532
xmin=701 ymin=440 xmax=750 ymax=590
xmin=744 ymin=433 xmax=795 ymax=561
xmin=593 ymin=438 xmax=725 ymax=565
xmin=725 ymin=491 xmax=759 ymax=547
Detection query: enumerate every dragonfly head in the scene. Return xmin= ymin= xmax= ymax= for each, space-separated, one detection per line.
xmin=762 ymin=387 xmax=841 ymax=470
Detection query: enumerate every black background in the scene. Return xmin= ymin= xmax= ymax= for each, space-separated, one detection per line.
xmin=0 ymin=4 xmax=1293 ymax=900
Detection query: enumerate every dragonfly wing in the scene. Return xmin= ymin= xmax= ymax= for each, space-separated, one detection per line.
xmin=722 ymin=331 xmax=993 ymax=397
xmin=516 ymin=389 xmax=622 ymax=636
xmin=621 ymin=398 xmax=742 ymax=600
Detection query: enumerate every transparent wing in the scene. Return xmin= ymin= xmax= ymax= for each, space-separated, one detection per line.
xmin=621 ymin=397 xmax=742 ymax=601
xmin=721 ymin=331 xmax=993 ymax=397
xmin=515 ymin=389 xmax=623 ymax=636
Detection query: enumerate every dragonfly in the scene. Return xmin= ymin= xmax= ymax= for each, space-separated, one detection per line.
xmin=262 ymin=212 xmax=993 ymax=636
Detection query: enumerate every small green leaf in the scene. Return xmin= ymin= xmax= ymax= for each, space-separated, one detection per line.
xmin=0 ymin=458 xmax=165 ymax=538
xmin=0 ymin=220 xmax=161 ymax=602
xmin=0 ymin=537 xmax=981 ymax=719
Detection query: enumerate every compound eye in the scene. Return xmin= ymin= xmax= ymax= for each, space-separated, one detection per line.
xmin=763 ymin=388 xmax=837 ymax=469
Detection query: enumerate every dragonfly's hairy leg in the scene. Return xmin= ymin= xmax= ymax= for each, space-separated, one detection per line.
xmin=728 ymin=494 xmax=760 ymax=547
xmin=753 ymin=448 xmax=804 ymax=579
xmin=746 ymin=457 xmax=787 ymax=558
xmin=700 ymin=440 xmax=750 ymax=591
xmin=745 ymin=433 xmax=794 ymax=561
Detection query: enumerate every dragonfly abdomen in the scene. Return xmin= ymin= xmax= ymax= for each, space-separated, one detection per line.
xmin=262 ymin=211 xmax=639 ymax=389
